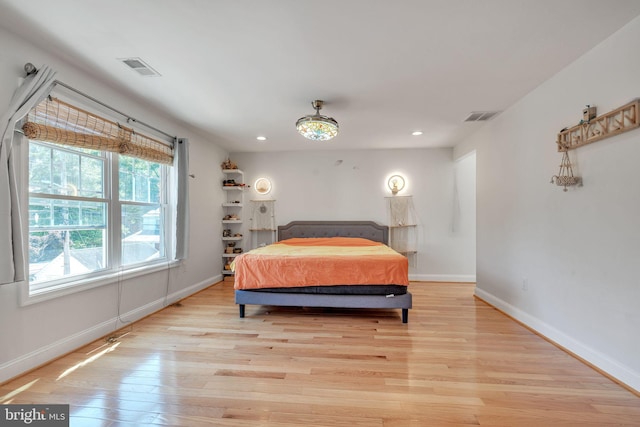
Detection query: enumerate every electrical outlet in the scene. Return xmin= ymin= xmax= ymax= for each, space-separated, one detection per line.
xmin=522 ymin=278 xmax=529 ymax=291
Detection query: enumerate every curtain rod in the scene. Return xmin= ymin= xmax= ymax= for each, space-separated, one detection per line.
xmin=24 ymin=63 xmax=177 ymax=146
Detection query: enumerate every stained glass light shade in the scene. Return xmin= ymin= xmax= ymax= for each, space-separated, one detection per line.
xmin=295 ymin=100 xmax=339 ymax=141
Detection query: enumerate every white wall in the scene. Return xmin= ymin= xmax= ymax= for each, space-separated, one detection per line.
xmin=230 ymin=148 xmax=476 ymax=281
xmin=0 ymin=27 xmax=228 ymax=382
xmin=453 ymin=151 xmax=476 ymax=277
xmin=455 ymin=16 xmax=640 ymax=391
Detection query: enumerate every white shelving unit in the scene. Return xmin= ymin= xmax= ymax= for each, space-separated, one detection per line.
xmin=222 ymin=169 xmax=244 ymax=276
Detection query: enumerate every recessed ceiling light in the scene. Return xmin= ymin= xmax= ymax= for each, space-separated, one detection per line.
xmin=411 ymin=131 xmax=423 ymax=136
xmin=256 ymin=136 xmax=267 ymax=141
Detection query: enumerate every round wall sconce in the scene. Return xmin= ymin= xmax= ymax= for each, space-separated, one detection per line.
xmin=388 ymin=174 xmax=405 ymax=195
xmin=254 ymin=177 xmax=272 ymax=195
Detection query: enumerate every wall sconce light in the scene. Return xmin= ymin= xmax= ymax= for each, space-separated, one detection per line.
xmin=254 ymin=177 xmax=272 ymax=195
xmin=388 ymin=175 xmax=405 ymax=195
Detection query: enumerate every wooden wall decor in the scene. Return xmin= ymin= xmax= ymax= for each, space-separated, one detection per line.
xmin=556 ymin=99 xmax=639 ymax=151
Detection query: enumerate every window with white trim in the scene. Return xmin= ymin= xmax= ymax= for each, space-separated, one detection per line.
xmin=24 ymin=96 xmax=174 ymax=296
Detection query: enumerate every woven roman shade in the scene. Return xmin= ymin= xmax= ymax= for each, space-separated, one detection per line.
xmin=23 ymin=97 xmax=173 ymax=164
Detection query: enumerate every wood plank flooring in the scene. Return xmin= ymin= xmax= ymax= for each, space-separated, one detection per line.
xmin=1 ymin=282 xmax=639 ymax=426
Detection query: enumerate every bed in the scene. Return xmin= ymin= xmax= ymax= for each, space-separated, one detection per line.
xmin=233 ymin=221 xmax=412 ymax=323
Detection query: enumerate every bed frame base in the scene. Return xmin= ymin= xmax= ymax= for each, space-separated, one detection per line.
xmin=235 ymin=221 xmax=411 ymax=323
xmin=235 ymin=290 xmax=412 ymax=323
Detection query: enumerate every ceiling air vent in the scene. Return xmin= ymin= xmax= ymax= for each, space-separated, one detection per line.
xmin=464 ymin=111 xmax=500 ymax=122
xmin=119 ymin=57 xmax=161 ymax=77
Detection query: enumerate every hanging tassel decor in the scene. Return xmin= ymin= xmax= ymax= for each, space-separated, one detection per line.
xmin=550 ymin=150 xmax=581 ymax=192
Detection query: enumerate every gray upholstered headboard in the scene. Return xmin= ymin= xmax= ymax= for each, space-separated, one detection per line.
xmin=277 ymin=221 xmax=389 ymax=244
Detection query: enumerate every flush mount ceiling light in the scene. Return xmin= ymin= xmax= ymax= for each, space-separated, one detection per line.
xmin=295 ymin=100 xmax=339 ymax=141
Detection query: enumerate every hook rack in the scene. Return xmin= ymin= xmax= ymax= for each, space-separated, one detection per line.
xmin=550 ymin=99 xmax=639 ymax=192
xmin=556 ymin=100 xmax=639 ymax=151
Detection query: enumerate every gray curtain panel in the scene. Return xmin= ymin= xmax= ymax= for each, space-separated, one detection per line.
xmin=0 ymin=65 xmax=57 ymax=285
xmin=174 ymin=138 xmax=190 ymax=260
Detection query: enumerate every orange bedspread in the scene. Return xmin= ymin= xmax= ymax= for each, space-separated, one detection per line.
xmin=232 ymin=237 xmax=409 ymax=290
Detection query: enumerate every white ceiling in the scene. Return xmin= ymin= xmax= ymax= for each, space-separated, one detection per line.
xmin=1 ymin=0 xmax=640 ymax=152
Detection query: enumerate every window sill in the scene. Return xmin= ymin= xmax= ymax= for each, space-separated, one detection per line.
xmin=20 ymin=260 xmax=181 ymax=307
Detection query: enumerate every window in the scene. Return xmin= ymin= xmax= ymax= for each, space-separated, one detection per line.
xmin=119 ymin=156 xmax=165 ymax=266
xmin=28 ymin=143 xmax=108 ymax=289
xmin=24 ymin=96 xmax=174 ymax=296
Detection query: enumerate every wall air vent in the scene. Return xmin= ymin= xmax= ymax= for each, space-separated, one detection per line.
xmin=119 ymin=57 xmax=161 ymax=77
xmin=464 ymin=111 xmax=500 ymax=122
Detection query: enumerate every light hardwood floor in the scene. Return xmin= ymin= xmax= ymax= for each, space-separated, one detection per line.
xmin=1 ymin=282 xmax=639 ymax=426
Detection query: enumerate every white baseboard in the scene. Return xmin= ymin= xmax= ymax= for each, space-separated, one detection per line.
xmin=0 ymin=275 xmax=219 ymax=384
xmin=113 ymin=275 xmax=218 ymax=328
xmin=474 ymin=287 xmax=640 ymax=393
xmin=409 ymin=273 xmax=476 ymax=283
xmin=0 ymin=318 xmax=116 ymax=385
